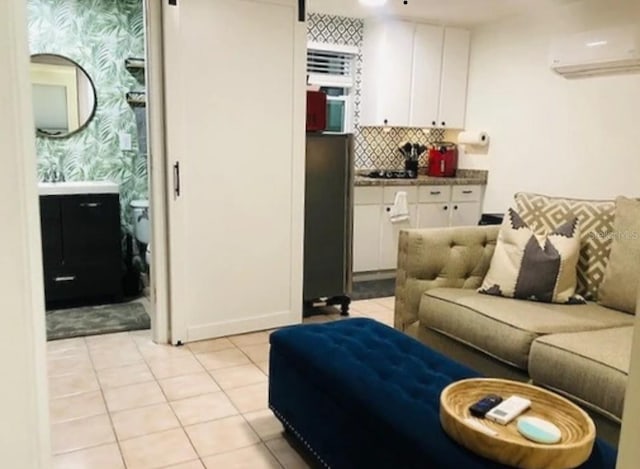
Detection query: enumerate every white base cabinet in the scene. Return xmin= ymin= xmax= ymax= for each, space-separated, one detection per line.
xmin=379 ymin=187 xmax=418 ymax=270
xmin=353 ymin=204 xmax=382 ymax=273
xmin=451 ymin=201 xmax=482 ymax=227
xmin=354 ymin=184 xmax=483 ymax=273
xmin=417 ymin=203 xmax=451 ymax=229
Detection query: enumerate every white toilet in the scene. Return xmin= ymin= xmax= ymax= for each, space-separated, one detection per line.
xmin=130 ymin=199 xmax=151 ymax=265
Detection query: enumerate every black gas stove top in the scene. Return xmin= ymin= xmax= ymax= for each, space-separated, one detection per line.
xmin=365 ymin=170 xmax=417 ymax=179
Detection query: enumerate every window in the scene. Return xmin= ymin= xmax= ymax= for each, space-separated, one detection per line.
xmin=321 ymin=86 xmax=349 ymax=133
xmin=307 ymin=42 xmax=357 ymax=133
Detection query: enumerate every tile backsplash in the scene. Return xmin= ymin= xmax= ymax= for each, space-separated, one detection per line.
xmin=308 ymin=12 xmax=446 ymax=170
xmin=357 ymin=127 xmax=446 ymax=170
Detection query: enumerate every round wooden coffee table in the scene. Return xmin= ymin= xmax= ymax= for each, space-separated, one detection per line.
xmin=440 ymin=378 xmax=596 ymax=469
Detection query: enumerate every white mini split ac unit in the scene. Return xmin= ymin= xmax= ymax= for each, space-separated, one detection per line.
xmin=549 ymin=25 xmax=640 ymax=78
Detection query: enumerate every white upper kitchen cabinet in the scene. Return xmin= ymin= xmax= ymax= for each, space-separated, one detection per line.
xmin=438 ymin=28 xmax=471 ymax=129
xmin=361 ymin=20 xmax=470 ymax=129
xmin=409 ymin=24 xmax=444 ymax=128
xmin=360 ymin=20 xmax=415 ymax=127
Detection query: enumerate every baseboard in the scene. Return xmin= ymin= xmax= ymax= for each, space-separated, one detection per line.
xmin=184 ymin=310 xmax=301 ymax=342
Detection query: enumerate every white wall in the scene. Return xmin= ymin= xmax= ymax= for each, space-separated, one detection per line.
xmin=0 ymin=0 xmax=51 ymax=467
xmin=463 ymin=0 xmax=640 ymax=212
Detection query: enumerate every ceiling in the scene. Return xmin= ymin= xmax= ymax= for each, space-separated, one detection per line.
xmin=307 ymin=0 xmax=565 ymax=26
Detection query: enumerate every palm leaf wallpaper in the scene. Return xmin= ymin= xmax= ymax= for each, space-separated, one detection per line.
xmin=27 ymin=0 xmax=146 ymax=236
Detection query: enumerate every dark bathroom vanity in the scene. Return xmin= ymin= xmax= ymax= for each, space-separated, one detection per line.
xmin=39 ymin=187 xmax=122 ymax=307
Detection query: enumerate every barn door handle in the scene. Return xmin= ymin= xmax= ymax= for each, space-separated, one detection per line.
xmin=173 ymin=162 xmax=181 ymax=197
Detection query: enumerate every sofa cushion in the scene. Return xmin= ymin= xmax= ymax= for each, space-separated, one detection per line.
xmin=515 ymin=192 xmax=616 ymax=300
xmin=529 ymin=327 xmax=633 ymax=420
xmin=419 ymin=288 xmax=634 ymax=370
xmin=479 ymin=208 xmax=582 ymax=304
xmin=598 ymin=197 xmax=640 ymax=314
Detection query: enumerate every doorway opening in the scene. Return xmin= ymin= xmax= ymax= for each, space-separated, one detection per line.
xmin=26 ymin=0 xmax=160 ymax=342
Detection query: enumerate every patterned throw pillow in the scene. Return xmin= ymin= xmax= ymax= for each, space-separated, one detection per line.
xmin=479 ymin=208 xmax=584 ymax=304
xmin=514 ymin=192 xmax=616 ymax=300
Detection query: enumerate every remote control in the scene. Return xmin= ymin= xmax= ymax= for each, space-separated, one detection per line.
xmin=469 ymin=394 xmax=503 ymax=418
xmin=485 ymin=395 xmax=531 ymax=425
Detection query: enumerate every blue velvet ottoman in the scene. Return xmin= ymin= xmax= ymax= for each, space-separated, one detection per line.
xmin=268 ymin=318 xmax=617 ymax=469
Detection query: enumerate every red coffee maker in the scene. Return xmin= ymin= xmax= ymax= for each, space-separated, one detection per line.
xmin=427 ymin=142 xmax=458 ymax=177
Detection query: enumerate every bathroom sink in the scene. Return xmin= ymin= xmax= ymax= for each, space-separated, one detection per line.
xmin=38 ymin=181 xmax=119 ymax=196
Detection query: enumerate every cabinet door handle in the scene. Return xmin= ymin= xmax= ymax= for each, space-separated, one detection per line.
xmin=462 ymin=190 xmax=473 ymax=194
xmin=54 ymin=276 xmax=76 ymax=282
xmin=430 ymin=191 xmax=441 ymax=195
xmin=80 ymin=202 xmax=101 ymax=208
xmin=173 ymin=162 xmax=181 ymax=197
xmin=454 ymin=205 xmax=459 ymax=210
xmin=385 ymin=207 xmax=391 ymax=212
xmin=443 ymin=205 xmax=448 ymax=211
xmin=441 ymin=121 xmax=446 ymax=126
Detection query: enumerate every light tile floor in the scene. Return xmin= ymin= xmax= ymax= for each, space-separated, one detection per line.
xmin=47 ymin=297 xmax=394 ymax=468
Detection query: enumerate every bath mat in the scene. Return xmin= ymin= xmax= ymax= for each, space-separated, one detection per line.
xmin=47 ymin=302 xmax=150 ymax=341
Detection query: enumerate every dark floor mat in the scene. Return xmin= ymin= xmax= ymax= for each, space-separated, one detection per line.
xmin=47 ymin=302 xmax=150 ymax=341
xmin=350 ymin=278 xmax=396 ymax=300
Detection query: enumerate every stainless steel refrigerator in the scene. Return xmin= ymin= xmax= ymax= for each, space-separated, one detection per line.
xmin=303 ymin=133 xmax=353 ymax=315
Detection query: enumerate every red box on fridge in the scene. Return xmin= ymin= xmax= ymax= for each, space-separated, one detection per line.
xmin=306 ymin=90 xmax=327 ymax=132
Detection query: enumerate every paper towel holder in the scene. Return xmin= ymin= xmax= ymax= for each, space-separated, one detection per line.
xmin=457 ymin=130 xmax=490 ymax=150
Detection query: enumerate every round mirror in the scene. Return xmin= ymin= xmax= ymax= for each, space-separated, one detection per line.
xmin=30 ymin=54 xmax=97 ymax=138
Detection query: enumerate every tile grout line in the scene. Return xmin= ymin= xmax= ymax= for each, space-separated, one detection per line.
xmin=131 ymin=335 xmax=264 ymax=466
xmin=131 ymin=330 xmax=203 ymax=467
xmin=158 ymin=331 xmax=280 ymax=467
xmin=191 ymin=341 xmax=277 ymax=464
xmin=50 ymin=330 xmax=315 ymax=467
xmin=226 ymin=342 xmax=285 ymax=468
xmin=85 ymin=337 xmax=130 ymax=469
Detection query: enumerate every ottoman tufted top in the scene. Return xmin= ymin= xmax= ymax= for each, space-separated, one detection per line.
xmin=270 ymin=318 xmax=616 ymax=469
xmin=271 ymin=318 xmax=479 ymax=456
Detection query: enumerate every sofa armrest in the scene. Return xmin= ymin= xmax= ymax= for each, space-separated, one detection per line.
xmin=395 ymin=225 xmax=499 ymax=332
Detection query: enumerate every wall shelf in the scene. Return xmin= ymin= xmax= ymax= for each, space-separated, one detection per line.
xmin=126 ymin=91 xmax=146 ymax=107
xmin=125 ymin=57 xmax=145 ymax=70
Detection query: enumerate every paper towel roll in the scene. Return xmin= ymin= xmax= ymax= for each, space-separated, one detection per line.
xmin=458 ymin=131 xmax=489 ymax=146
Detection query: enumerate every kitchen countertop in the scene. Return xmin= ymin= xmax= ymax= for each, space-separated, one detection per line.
xmin=354 ymin=169 xmax=488 ymax=187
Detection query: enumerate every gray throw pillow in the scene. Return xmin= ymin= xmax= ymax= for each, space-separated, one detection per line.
xmin=479 ymin=208 xmax=583 ymax=304
xmin=598 ymin=197 xmax=640 ymax=314
xmin=515 ymin=192 xmax=616 ymax=300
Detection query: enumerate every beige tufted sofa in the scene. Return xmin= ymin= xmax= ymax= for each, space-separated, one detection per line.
xmin=394 ymin=225 xmax=636 ymax=445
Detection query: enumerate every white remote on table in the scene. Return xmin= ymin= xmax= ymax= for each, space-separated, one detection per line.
xmin=485 ymin=395 xmax=531 ymax=425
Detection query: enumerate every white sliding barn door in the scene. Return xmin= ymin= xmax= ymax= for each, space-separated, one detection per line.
xmin=162 ymin=0 xmax=306 ymax=343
